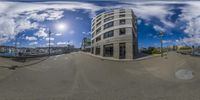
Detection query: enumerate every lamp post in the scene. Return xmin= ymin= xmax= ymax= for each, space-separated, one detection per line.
xmin=48 ymin=29 xmax=51 ymax=56
xmin=14 ymin=34 xmax=19 ymax=57
xmin=160 ymin=31 xmax=164 ymax=57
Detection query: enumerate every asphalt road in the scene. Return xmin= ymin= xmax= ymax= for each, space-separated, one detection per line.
xmin=0 ymin=52 xmax=200 ymax=100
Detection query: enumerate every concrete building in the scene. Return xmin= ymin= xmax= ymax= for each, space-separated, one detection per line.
xmin=91 ymin=9 xmax=138 ymax=59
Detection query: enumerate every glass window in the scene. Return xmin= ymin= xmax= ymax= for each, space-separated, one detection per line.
xmin=103 ymin=44 xmax=113 ymax=57
xmin=104 ymin=12 xmax=114 ymax=18
xmin=96 ymin=36 xmax=101 ymax=42
xmin=96 ymin=21 xmax=101 ymax=27
xmin=119 ymin=28 xmax=126 ymax=35
xmin=92 ymin=27 xmax=95 ymax=32
xmin=96 ymin=27 xmax=101 ymax=34
xmin=104 ymin=21 xmax=114 ymax=29
xmin=104 ymin=30 xmax=114 ymax=39
xmin=120 ymin=19 xmax=126 ymax=25
xmin=96 ymin=17 xmax=101 ymax=22
xmin=91 ymin=47 xmax=94 ymax=54
xmin=119 ymin=14 xmax=125 ymax=18
xmin=104 ymin=16 xmax=114 ymax=22
xmin=95 ymin=46 xmax=100 ymax=55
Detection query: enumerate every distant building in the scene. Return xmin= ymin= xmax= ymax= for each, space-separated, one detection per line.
xmin=91 ymin=9 xmax=138 ymax=59
xmin=81 ymin=37 xmax=91 ymax=52
xmin=0 ymin=45 xmax=75 ymax=57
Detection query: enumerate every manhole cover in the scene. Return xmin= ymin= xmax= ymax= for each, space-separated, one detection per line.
xmin=175 ymin=69 xmax=194 ymax=80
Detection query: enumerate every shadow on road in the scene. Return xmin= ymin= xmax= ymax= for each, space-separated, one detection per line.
xmin=0 ymin=56 xmax=49 ymax=70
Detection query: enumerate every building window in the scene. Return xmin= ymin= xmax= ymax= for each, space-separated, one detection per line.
xmin=92 ymin=22 xmax=95 ymax=27
xmin=104 ymin=21 xmax=114 ymax=29
xmin=119 ymin=19 xmax=126 ymax=25
xmin=104 ymin=12 xmax=114 ymax=18
xmin=104 ymin=16 xmax=114 ymax=22
xmin=96 ymin=17 xmax=101 ymax=22
xmin=103 ymin=30 xmax=114 ymax=39
xmin=119 ymin=28 xmax=126 ymax=35
xmin=119 ymin=43 xmax=126 ymax=59
xmin=119 ymin=14 xmax=125 ymax=18
xmin=92 ymin=40 xmax=94 ymax=44
xmin=103 ymin=44 xmax=113 ymax=57
xmin=119 ymin=9 xmax=126 ymax=13
xmin=96 ymin=36 xmax=101 ymax=42
xmin=95 ymin=46 xmax=100 ymax=55
xmin=96 ymin=21 xmax=101 ymax=27
xmin=91 ymin=47 xmax=94 ymax=54
xmin=92 ymin=27 xmax=95 ymax=32
xmin=119 ymin=10 xmax=126 ymax=13
xmin=96 ymin=27 xmax=101 ymax=34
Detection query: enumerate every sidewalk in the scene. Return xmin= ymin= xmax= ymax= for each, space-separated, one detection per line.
xmin=79 ymin=51 xmax=162 ymax=62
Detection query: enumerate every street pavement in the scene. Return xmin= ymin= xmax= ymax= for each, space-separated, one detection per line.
xmin=0 ymin=52 xmax=200 ymax=100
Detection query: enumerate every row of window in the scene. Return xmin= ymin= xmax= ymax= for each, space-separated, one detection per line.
xmin=92 ymin=28 xmax=127 ymax=44
xmin=94 ymin=13 xmax=126 ymax=25
xmin=92 ymin=42 xmax=126 ymax=58
xmin=93 ymin=19 xmax=126 ymax=37
xmin=92 ymin=14 xmax=127 ymax=33
xmin=92 ymin=9 xmax=129 ymax=24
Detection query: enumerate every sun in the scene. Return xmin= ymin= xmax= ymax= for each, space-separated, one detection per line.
xmin=55 ymin=23 xmax=68 ymax=32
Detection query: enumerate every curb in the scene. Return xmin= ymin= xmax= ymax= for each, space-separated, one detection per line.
xmin=79 ymin=52 xmax=161 ymax=62
xmin=79 ymin=52 xmax=133 ymax=62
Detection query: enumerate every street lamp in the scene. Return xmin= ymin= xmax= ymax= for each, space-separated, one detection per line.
xmin=14 ymin=34 xmax=19 ymax=57
xmin=160 ymin=31 xmax=164 ymax=57
xmin=48 ymin=29 xmax=51 ymax=56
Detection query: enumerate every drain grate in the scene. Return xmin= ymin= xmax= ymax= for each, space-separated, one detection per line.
xmin=175 ymin=69 xmax=194 ymax=80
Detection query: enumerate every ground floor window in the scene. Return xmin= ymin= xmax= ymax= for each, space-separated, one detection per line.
xmin=95 ymin=46 xmax=100 ymax=55
xmin=91 ymin=47 xmax=94 ymax=54
xmin=103 ymin=44 xmax=113 ymax=57
xmin=119 ymin=43 xmax=126 ymax=59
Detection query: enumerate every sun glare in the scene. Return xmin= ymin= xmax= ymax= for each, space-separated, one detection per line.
xmin=55 ymin=23 xmax=68 ymax=32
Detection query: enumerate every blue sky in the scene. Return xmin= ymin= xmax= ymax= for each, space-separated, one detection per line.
xmin=0 ymin=1 xmax=200 ymax=48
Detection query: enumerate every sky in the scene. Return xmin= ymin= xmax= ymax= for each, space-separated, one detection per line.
xmin=0 ymin=0 xmax=200 ymax=48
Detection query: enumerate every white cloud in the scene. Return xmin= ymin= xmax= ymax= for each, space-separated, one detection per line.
xmin=178 ymin=2 xmax=200 ymax=45
xmin=75 ymin=17 xmax=83 ymax=20
xmin=137 ymin=19 xmax=142 ymax=24
xmin=153 ymin=25 xmax=165 ymax=32
xmin=55 ymin=33 xmax=63 ymax=36
xmin=46 ymin=42 xmax=54 ymax=46
xmin=45 ymin=37 xmax=54 ymax=41
xmin=57 ymin=42 xmax=67 ymax=45
xmin=57 ymin=40 xmax=74 ymax=46
xmin=0 ymin=1 xmax=100 ymax=17
xmin=25 ymin=36 xmax=37 ymax=41
xmin=34 ymin=28 xmax=48 ymax=38
xmin=15 ymin=19 xmax=38 ymax=33
xmin=29 ymin=41 xmax=38 ymax=45
xmin=26 ymin=10 xmax=64 ymax=21
xmin=163 ymin=40 xmax=172 ymax=44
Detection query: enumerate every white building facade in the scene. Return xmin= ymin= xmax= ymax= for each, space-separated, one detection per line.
xmin=91 ymin=9 xmax=138 ymax=59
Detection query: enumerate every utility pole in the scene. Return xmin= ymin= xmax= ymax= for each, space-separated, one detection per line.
xmin=15 ymin=34 xmax=18 ymax=57
xmin=48 ymin=30 xmax=51 ymax=56
xmin=160 ymin=31 xmax=164 ymax=57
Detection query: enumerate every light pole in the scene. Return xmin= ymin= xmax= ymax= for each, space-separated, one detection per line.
xmin=160 ymin=31 xmax=164 ymax=57
xmin=14 ymin=34 xmax=19 ymax=57
xmin=48 ymin=29 xmax=51 ymax=56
